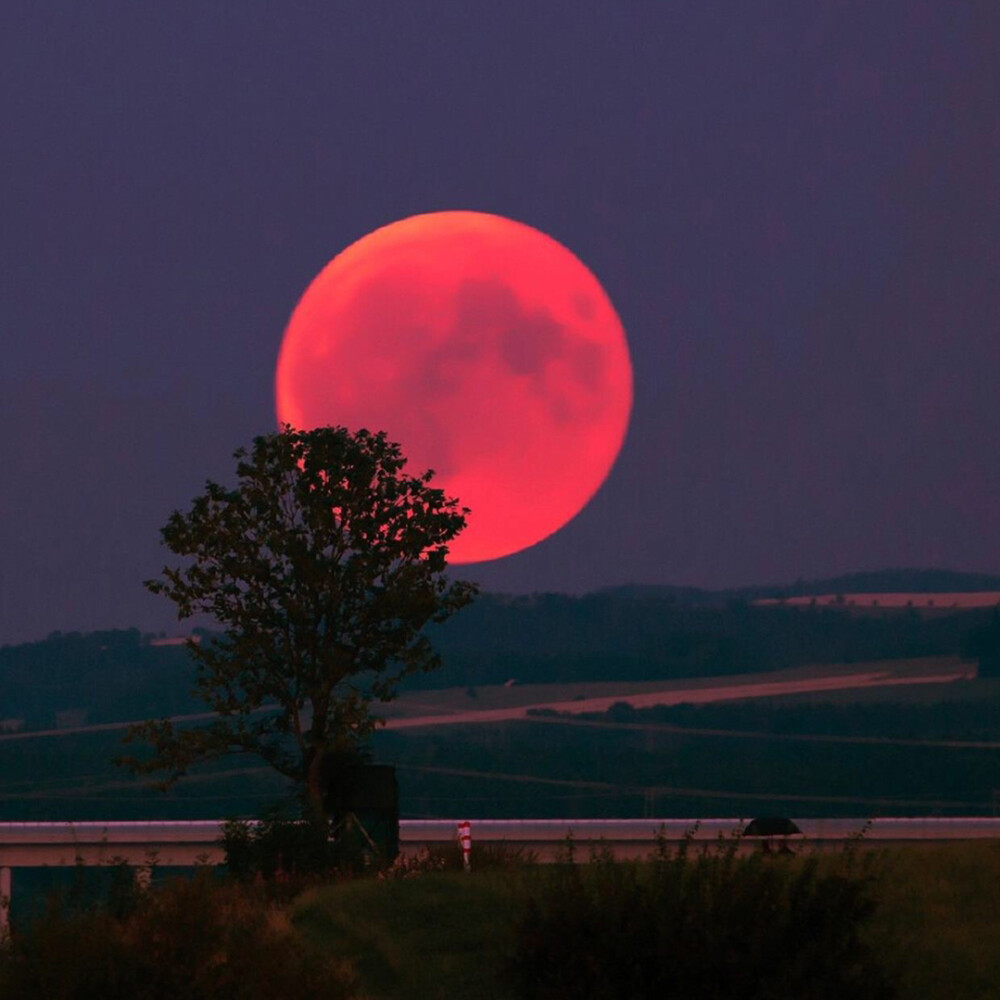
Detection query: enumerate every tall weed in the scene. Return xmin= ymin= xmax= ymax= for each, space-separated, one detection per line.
xmin=0 ymin=872 xmax=356 ymax=1000
xmin=505 ymin=841 xmax=896 ymax=1000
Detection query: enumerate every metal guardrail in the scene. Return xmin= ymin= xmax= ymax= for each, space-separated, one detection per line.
xmin=2 ymin=817 xmax=999 ymax=931
xmin=401 ymin=816 xmax=1000 ymax=843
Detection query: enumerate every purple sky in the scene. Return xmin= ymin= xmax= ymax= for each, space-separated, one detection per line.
xmin=2 ymin=2 xmax=998 ymax=644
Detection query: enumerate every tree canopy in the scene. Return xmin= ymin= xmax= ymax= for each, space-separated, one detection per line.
xmin=123 ymin=425 xmax=477 ymax=822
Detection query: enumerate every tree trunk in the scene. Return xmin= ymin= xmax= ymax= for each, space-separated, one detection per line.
xmin=304 ymin=748 xmax=328 ymax=831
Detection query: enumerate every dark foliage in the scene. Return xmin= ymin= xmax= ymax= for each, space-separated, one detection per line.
xmin=0 ymin=630 xmax=199 ymax=730
xmin=962 ymin=609 xmax=1000 ymax=678
xmin=599 ymin=692 xmax=1000 ymax=742
xmin=0 ymin=872 xmax=356 ymax=1000
xmin=420 ymin=592 xmax=997 ymax=689
xmin=221 ymin=814 xmax=335 ymax=882
xmin=504 ymin=845 xmax=896 ymax=1000
xmin=120 ymin=425 xmax=477 ymax=822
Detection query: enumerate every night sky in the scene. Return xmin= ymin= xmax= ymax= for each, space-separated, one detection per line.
xmin=2 ymin=2 xmax=998 ymax=645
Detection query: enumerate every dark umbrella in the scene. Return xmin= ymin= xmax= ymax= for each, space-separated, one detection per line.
xmin=743 ymin=817 xmax=803 ymax=837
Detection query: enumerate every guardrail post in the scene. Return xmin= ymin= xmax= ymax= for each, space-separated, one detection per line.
xmin=458 ymin=821 xmax=471 ymax=872
xmin=1 ymin=866 xmax=11 ymax=937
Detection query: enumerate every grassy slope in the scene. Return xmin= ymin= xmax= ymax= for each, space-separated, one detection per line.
xmin=293 ymin=871 xmax=522 ymax=1000
xmin=290 ymin=844 xmax=1000 ymax=1000
xmin=872 ymin=843 xmax=1000 ymax=1000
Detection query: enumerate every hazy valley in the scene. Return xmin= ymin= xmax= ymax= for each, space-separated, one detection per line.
xmin=2 ymin=568 xmax=998 ymax=824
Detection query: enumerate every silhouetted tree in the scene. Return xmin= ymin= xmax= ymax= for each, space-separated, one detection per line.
xmin=121 ymin=426 xmax=477 ymax=825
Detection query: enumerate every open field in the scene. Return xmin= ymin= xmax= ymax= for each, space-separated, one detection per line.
xmin=0 ymin=655 xmax=995 ymax=822
xmin=1 ymin=655 xmax=972 ymax=743
xmin=382 ymin=656 xmax=975 ymax=729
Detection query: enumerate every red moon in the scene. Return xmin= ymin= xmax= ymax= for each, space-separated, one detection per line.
xmin=275 ymin=211 xmax=632 ymax=563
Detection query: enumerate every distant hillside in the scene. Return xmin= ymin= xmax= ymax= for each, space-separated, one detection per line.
xmin=0 ymin=630 xmax=200 ymax=730
xmin=425 ymin=581 xmax=996 ymax=689
xmin=598 ymin=568 xmax=1000 ymax=605
xmin=2 ymin=569 xmax=997 ymax=724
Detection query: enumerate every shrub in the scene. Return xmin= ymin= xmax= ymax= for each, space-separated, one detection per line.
xmin=221 ymin=814 xmax=334 ymax=882
xmin=396 ymin=839 xmax=538 ymax=874
xmin=0 ymin=872 xmax=356 ymax=1000
xmin=504 ymin=844 xmax=896 ymax=1000
xmin=221 ymin=807 xmax=397 ymax=883
xmin=377 ymin=846 xmax=450 ymax=880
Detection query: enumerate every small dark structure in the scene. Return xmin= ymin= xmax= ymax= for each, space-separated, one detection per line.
xmin=743 ymin=817 xmax=803 ymax=853
xmin=743 ymin=817 xmax=802 ymax=837
xmin=325 ymin=764 xmax=400 ymax=864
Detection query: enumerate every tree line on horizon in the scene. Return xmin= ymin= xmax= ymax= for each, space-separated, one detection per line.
xmin=2 ymin=588 xmax=997 ymax=733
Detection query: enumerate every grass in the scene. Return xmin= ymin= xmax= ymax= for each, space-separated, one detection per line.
xmin=287 ymin=842 xmax=1000 ymax=1000
xmin=292 ymin=870 xmax=522 ymax=1000
xmin=4 ymin=842 xmax=997 ymax=999
xmin=868 ymin=842 xmax=1000 ymax=1000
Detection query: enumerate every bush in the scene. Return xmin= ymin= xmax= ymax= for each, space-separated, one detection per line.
xmin=221 ymin=814 xmax=335 ymax=882
xmin=504 ymin=842 xmax=896 ymax=1000
xmin=221 ymin=808 xmax=397 ymax=883
xmin=419 ymin=839 xmax=538 ymax=873
xmin=0 ymin=872 xmax=356 ymax=1000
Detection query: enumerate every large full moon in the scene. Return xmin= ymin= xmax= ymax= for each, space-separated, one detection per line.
xmin=275 ymin=211 xmax=632 ymax=563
